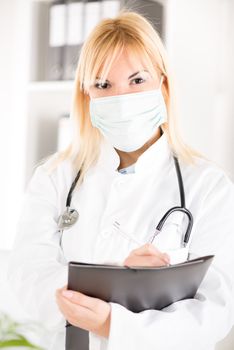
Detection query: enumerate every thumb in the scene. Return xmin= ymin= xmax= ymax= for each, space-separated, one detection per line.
xmin=132 ymin=243 xmax=160 ymax=256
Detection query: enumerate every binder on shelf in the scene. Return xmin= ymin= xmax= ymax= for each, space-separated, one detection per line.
xmin=30 ymin=1 xmax=51 ymax=81
xmin=47 ymin=0 xmax=66 ymax=81
xmin=101 ymin=0 xmax=120 ymax=19
xmin=65 ymin=254 xmax=214 ymax=350
xmin=63 ymin=0 xmax=84 ymax=80
xmin=121 ymin=0 xmax=164 ymax=40
xmin=83 ymin=0 xmax=102 ymax=41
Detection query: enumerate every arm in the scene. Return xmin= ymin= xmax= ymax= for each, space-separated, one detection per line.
xmin=7 ymin=163 xmax=68 ymax=331
xmin=106 ymin=172 xmax=234 ymax=350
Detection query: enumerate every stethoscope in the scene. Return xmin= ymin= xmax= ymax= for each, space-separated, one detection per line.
xmin=57 ymin=146 xmax=194 ymax=249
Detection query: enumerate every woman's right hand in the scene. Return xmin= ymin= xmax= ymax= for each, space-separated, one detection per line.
xmin=123 ymin=243 xmax=170 ymax=267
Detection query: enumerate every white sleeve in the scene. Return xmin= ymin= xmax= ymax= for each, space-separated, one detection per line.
xmin=106 ymin=173 xmax=234 ymax=350
xmin=7 ymin=164 xmax=68 ymax=332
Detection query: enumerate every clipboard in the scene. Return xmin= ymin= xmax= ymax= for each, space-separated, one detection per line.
xmin=65 ymin=255 xmax=214 ymax=350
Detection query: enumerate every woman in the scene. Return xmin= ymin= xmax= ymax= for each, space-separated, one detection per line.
xmin=7 ymin=10 xmax=234 ymax=350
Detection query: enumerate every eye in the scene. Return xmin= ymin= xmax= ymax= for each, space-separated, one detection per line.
xmin=94 ymin=81 xmax=110 ymax=89
xmin=131 ymin=77 xmax=146 ymax=85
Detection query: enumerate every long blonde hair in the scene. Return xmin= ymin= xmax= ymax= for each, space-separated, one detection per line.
xmin=42 ymin=9 xmax=203 ymax=189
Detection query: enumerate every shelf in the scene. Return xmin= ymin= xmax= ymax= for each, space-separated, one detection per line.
xmin=28 ymin=80 xmax=75 ymax=92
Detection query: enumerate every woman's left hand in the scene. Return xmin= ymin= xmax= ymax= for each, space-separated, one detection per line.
xmin=55 ymin=285 xmax=111 ymax=338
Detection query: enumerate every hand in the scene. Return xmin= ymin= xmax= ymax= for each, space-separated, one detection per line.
xmin=55 ymin=285 xmax=111 ymax=338
xmin=123 ymin=243 xmax=170 ymax=267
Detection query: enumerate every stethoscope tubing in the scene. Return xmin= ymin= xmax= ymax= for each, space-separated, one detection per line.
xmin=58 ymin=153 xmax=194 ymax=249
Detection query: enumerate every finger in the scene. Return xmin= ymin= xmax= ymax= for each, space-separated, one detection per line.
xmin=124 ymin=254 xmax=169 ymax=267
xmin=162 ymin=253 xmax=170 ymax=263
xmin=59 ymin=289 xmax=100 ymax=312
xmin=56 ymin=291 xmax=110 ymax=334
xmin=56 ymin=293 xmax=92 ymax=321
xmin=131 ymin=243 xmax=167 ymax=261
xmin=135 ymin=245 xmax=170 ymax=263
xmin=56 ymin=284 xmax=68 ymax=295
xmin=130 ymin=243 xmax=157 ymax=256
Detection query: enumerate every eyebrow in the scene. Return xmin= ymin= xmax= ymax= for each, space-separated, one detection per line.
xmin=96 ymin=69 xmax=149 ymax=83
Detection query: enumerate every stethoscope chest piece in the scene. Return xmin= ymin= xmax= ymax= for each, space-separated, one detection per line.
xmin=58 ymin=208 xmax=79 ymax=230
xmin=57 ymin=149 xmax=194 ymax=252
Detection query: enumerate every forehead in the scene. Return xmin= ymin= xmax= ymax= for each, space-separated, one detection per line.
xmin=97 ymin=47 xmax=154 ymax=79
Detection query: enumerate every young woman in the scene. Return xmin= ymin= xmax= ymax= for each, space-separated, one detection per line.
xmin=8 ymin=10 xmax=234 ymax=350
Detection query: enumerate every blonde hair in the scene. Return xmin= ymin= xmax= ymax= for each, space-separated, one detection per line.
xmin=41 ymin=9 xmax=204 ymax=189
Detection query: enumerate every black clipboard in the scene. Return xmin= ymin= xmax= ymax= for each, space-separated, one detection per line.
xmin=65 ymin=254 xmax=214 ymax=350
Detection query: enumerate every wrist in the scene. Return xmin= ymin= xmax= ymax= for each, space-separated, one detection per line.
xmin=96 ymin=311 xmax=111 ymax=338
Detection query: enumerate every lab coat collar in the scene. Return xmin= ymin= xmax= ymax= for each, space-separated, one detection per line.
xmin=96 ymin=132 xmax=172 ymax=175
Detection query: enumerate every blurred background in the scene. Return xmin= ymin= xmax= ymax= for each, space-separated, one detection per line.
xmin=0 ymin=0 xmax=233 ymax=348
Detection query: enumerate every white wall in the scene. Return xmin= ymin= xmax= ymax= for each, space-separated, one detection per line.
xmin=165 ymin=0 xmax=234 ymax=180
xmin=0 ymin=0 xmax=30 ymax=249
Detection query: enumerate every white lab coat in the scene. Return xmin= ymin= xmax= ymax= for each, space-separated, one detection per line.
xmin=7 ymin=133 xmax=234 ymax=350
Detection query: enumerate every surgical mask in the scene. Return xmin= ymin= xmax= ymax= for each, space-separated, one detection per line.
xmin=89 ymin=76 xmax=167 ymax=152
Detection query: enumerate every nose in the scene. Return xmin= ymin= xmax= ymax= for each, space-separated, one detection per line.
xmin=111 ymin=85 xmax=133 ymax=96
